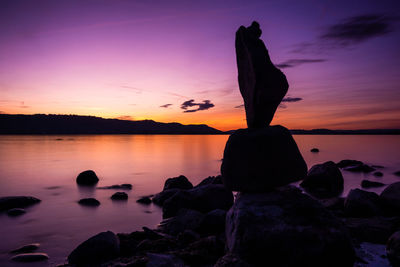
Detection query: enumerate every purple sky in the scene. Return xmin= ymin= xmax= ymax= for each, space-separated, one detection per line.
xmin=1 ymin=0 xmax=399 ymax=130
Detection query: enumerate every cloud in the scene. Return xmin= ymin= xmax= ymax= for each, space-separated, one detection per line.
xmin=276 ymin=59 xmax=326 ymax=68
xmin=19 ymin=101 xmax=30 ymax=108
xmin=160 ymin=104 xmax=173 ymax=108
xmin=120 ymin=85 xmax=143 ymax=94
xmin=282 ymin=97 xmax=303 ymax=102
xmin=181 ymin=99 xmax=215 ymax=113
xmin=235 ymin=104 xmax=244 ymax=108
xmin=116 ymin=115 xmax=134 ymax=120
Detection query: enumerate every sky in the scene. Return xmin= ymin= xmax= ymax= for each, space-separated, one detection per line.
xmin=0 ymin=0 xmax=400 ymax=131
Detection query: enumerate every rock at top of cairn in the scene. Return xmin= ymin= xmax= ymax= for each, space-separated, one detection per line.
xmin=235 ymin=21 xmax=288 ymax=128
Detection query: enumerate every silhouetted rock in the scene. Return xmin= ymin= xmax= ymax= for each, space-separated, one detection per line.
xmin=136 ymin=238 xmax=178 ymax=254
xmin=137 ymin=196 xmax=152 ymax=204
xmin=76 ymin=170 xmax=99 ymax=186
xmin=344 ymin=189 xmax=380 ymax=217
xmin=387 ymin=231 xmax=400 ymax=266
xmin=97 ymin=184 xmax=132 ymax=190
xmin=158 ymin=209 xmax=204 ymax=236
xmin=319 ymin=197 xmax=345 ymax=216
xmin=11 ymin=253 xmax=48 ymax=262
xmin=235 ymin=21 xmax=288 ymax=128
xmin=300 ymin=161 xmax=344 ymax=198
xmin=344 ymin=164 xmax=375 ymax=173
xmin=7 ymin=208 xmax=26 ymax=216
xmin=162 ymin=184 xmax=233 ymax=218
xmin=374 ymin=171 xmax=384 ymax=177
xmin=215 ymin=253 xmax=251 ymax=267
xmin=0 ymin=196 xmax=40 ymax=211
xmin=147 ymin=253 xmax=184 ymax=267
xmin=226 ymin=190 xmax=355 ymax=266
xmin=221 ymin=126 xmax=307 ymax=192
xmin=361 ymin=179 xmax=385 ymax=188
xmin=177 ymin=235 xmax=225 ymax=265
xmin=111 ymin=192 xmax=128 ymax=200
xmin=197 ymin=209 xmax=227 ymax=236
xmin=163 ymin=175 xmax=193 ymax=190
xmin=336 ymin=159 xmax=363 ymax=168
xmin=343 ymin=217 xmax=398 ymax=244
xmin=195 ymin=175 xmax=222 ymax=187
xmin=310 ymin=148 xmax=319 ymax=153
xmin=10 ymin=243 xmax=40 ymax=254
xmin=78 ymin=198 xmax=100 ymax=206
xmin=380 ymin=182 xmax=400 ymax=214
xmin=68 ymin=231 xmax=120 ymax=265
xmin=394 ymin=171 xmax=400 ymax=177
xmin=152 ymin=189 xmax=180 ymax=206
xmin=177 ymin=230 xmax=200 ymax=246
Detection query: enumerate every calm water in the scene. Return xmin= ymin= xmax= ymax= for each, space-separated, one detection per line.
xmin=0 ymin=135 xmax=399 ymax=266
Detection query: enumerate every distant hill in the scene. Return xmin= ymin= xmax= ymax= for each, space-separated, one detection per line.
xmin=0 ymin=114 xmax=222 ymax=134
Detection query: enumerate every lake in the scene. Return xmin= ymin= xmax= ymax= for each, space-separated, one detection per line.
xmin=0 ymin=134 xmax=399 ymax=266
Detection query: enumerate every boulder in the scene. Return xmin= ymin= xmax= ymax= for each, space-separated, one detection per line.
xmin=10 ymin=243 xmax=40 ymax=254
xmin=147 ymin=253 xmax=184 ymax=267
xmin=78 ymin=198 xmax=100 ymax=207
xmin=137 ymin=196 xmax=152 ymax=204
xmin=225 ymin=190 xmax=355 ymax=267
xmin=387 ymin=231 xmax=400 ymax=266
xmin=7 ymin=208 xmax=26 ymax=216
xmin=76 ymin=170 xmax=99 ymax=186
xmin=97 ymin=184 xmax=132 ymax=190
xmin=235 ymin=21 xmax=288 ymax=128
xmin=195 ymin=175 xmax=222 ymax=188
xmin=344 ymin=164 xmax=375 ymax=173
xmin=152 ymin=189 xmax=181 ymax=206
xmin=300 ymin=161 xmax=343 ymax=198
xmin=162 ymin=184 xmax=233 ymax=218
xmin=163 ymin=175 xmax=193 ymax=190
xmin=394 ymin=171 xmax=400 ymax=177
xmin=344 ymin=189 xmax=380 ymax=217
xmin=221 ymin=126 xmax=307 ymax=192
xmin=11 ymin=253 xmax=48 ymax=262
xmin=197 ymin=209 xmax=227 ymax=236
xmin=111 ymin=192 xmax=128 ymax=200
xmin=215 ymin=253 xmax=251 ymax=267
xmin=380 ymin=182 xmax=400 ymax=214
xmin=361 ymin=180 xmax=385 ymax=188
xmin=0 ymin=196 xmax=40 ymax=211
xmin=177 ymin=230 xmax=200 ymax=246
xmin=336 ymin=159 xmax=363 ymax=168
xmin=68 ymin=231 xmax=120 ymax=265
xmin=158 ymin=209 xmax=204 ymax=236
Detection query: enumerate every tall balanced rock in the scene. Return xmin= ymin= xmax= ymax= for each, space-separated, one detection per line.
xmin=236 ymin=21 xmax=288 ymax=128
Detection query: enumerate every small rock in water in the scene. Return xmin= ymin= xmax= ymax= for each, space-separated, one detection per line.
xmin=11 ymin=253 xmax=49 ymax=262
xmin=78 ymin=198 xmax=100 ymax=206
xmin=374 ymin=171 xmax=384 ymax=177
xmin=0 ymin=196 xmax=41 ymax=211
xmin=76 ymin=170 xmax=99 ymax=186
xmin=163 ymin=175 xmax=193 ymax=190
xmin=361 ymin=180 xmax=385 ymax=188
xmin=310 ymin=148 xmax=319 ymax=153
xmin=336 ymin=159 xmax=363 ymax=168
xmin=152 ymin=189 xmax=180 ymax=206
xmin=97 ymin=184 xmax=132 ymax=190
xmin=380 ymin=182 xmax=400 ymax=213
xmin=137 ymin=196 xmax=151 ymax=204
xmin=10 ymin=243 xmax=40 ymax=254
xmin=394 ymin=171 xmax=400 ymax=177
xmin=7 ymin=208 xmax=26 ymax=217
xmin=111 ymin=192 xmax=128 ymax=200
xmin=344 ymin=164 xmax=375 ymax=173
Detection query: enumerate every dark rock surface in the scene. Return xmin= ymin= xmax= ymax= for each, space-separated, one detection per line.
xmin=336 ymin=159 xmax=363 ymax=169
xmin=163 ymin=175 xmax=193 ymax=190
xmin=7 ymin=208 xmax=26 ymax=216
xmin=300 ymin=161 xmax=343 ymax=198
xmin=0 ymin=196 xmax=40 ymax=211
xmin=146 ymin=253 xmax=184 ymax=267
xmin=152 ymin=189 xmax=180 ymax=206
xmin=195 ymin=175 xmax=222 ymax=187
xmin=394 ymin=171 xmax=400 ymax=177
xmin=158 ymin=209 xmax=204 ymax=236
xmin=11 ymin=253 xmax=48 ymax=262
xmin=380 ymin=182 xmax=400 ymax=214
xmin=137 ymin=196 xmax=152 ymax=204
xmin=235 ymin=21 xmax=288 ymax=128
xmin=373 ymin=171 xmax=384 ymax=177
xmin=215 ymin=253 xmax=251 ymax=267
xmin=111 ymin=192 xmax=128 ymax=200
xmin=10 ymin=243 xmax=40 ymax=254
xmin=221 ymin=126 xmax=307 ymax=192
xmin=344 ymin=189 xmax=380 ymax=217
xmin=76 ymin=170 xmax=99 ymax=186
xmin=197 ymin=209 xmax=227 ymax=236
xmin=68 ymin=231 xmax=120 ymax=265
xmin=78 ymin=198 xmax=100 ymax=207
xmin=361 ymin=179 xmax=385 ymax=188
xmin=97 ymin=184 xmax=132 ymax=190
xmin=226 ymin=190 xmax=355 ymax=266
xmin=344 ymin=164 xmax=375 ymax=173
xmin=387 ymin=231 xmax=400 ymax=266
xmin=310 ymin=148 xmax=319 ymax=153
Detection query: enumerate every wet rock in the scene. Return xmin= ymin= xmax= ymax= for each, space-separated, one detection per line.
xmin=136 ymin=238 xmax=178 ymax=254
xmin=361 ymin=179 xmax=385 ymax=188
xmin=221 ymin=126 xmax=307 ymax=192
xmin=197 ymin=209 xmax=227 ymax=236
xmin=163 ymin=175 xmax=193 ymax=191
xmin=343 ymin=217 xmax=398 ymax=244
xmin=78 ymin=198 xmax=100 ymax=206
xmin=336 ymin=159 xmax=363 ymax=169
xmin=215 ymin=253 xmax=251 ymax=267
xmin=7 ymin=208 xmax=26 ymax=216
xmin=137 ymin=196 xmax=151 ymax=204
xmin=111 ymin=192 xmax=128 ymax=200
xmin=68 ymin=231 xmax=120 ymax=265
xmin=177 ymin=230 xmax=200 ymax=246
xmin=11 ymin=253 xmax=49 ymax=262
xmin=152 ymin=189 xmax=180 ymax=206
xmin=0 ymin=196 xmax=41 ymax=211
xmin=117 ymin=231 xmax=148 ymax=257
xmin=310 ymin=148 xmax=319 ymax=153
xmin=387 ymin=231 xmax=400 ymax=266
xmin=162 ymin=184 xmax=233 ymax=218
xmin=147 ymin=253 xmax=184 ymax=267
xmin=344 ymin=164 xmax=375 ymax=173
xmin=10 ymin=243 xmax=40 ymax=254
xmin=380 ymin=182 xmax=400 ymax=214
xmin=235 ymin=21 xmax=289 ymax=128
xmin=97 ymin=184 xmax=132 ymax=190
xmin=374 ymin=171 xmax=384 ymax=177
xmin=344 ymin=189 xmax=380 ymax=217
xmin=394 ymin=171 xmax=400 ymax=177
xmin=319 ymin=197 xmax=345 ymax=210
xmin=195 ymin=175 xmax=222 ymax=187
xmin=300 ymin=161 xmax=344 ymax=198
xmin=226 ymin=190 xmax=355 ymax=266
xmin=76 ymin=170 xmax=99 ymax=186
xmin=158 ymin=209 xmax=204 ymax=236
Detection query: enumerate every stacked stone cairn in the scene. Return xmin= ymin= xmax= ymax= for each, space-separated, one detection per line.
xmin=220 ymin=21 xmax=356 ymax=266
